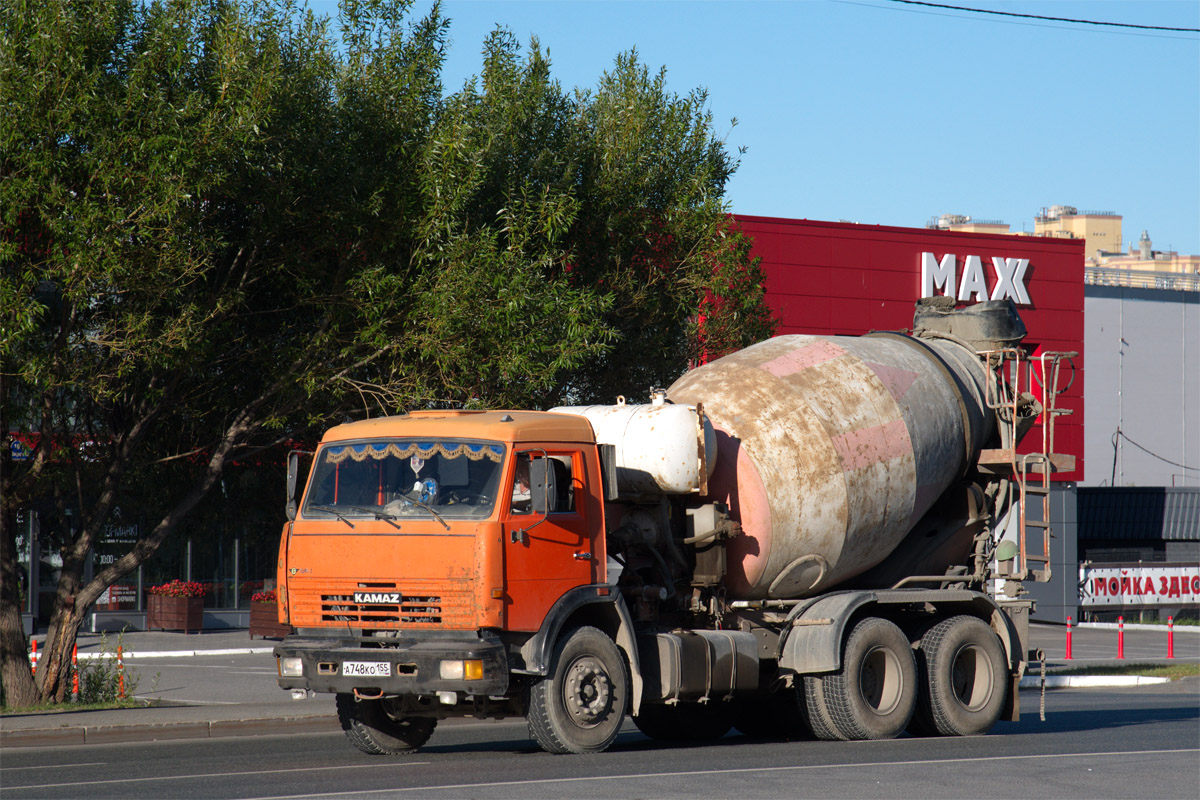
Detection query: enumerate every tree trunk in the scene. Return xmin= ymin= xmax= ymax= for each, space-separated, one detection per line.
xmin=36 ymin=604 xmax=84 ymax=704
xmin=0 ymin=511 xmax=37 ymax=708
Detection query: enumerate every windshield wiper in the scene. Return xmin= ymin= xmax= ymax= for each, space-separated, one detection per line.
xmin=309 ymin=505 xmax=355 ymax=529
xmin=343 ymin=506 xmax=401 ymax=530
xmin=392 ymin=496 xmax=450 ymax=530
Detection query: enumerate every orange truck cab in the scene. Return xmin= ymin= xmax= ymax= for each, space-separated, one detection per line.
xmin=274 ymin=410 xmax=634 ymax=754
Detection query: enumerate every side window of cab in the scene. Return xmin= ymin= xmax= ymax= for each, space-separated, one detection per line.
xmin=511 ymin=452 xmax=578 ymax=515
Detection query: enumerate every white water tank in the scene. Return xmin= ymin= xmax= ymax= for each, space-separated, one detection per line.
xmin=552 ymin=395 xmax=717 ymax=496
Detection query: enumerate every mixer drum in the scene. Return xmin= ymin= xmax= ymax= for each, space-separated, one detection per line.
xmin=668 ymin=332 xmax=993 ymax=599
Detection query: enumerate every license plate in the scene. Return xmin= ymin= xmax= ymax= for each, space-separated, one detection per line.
xmin=342 ymin=661 xmax=391 ymax=677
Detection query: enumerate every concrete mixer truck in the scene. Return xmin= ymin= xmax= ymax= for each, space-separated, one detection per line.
xmin=272 ymin=298 xmax=1075 ymax=755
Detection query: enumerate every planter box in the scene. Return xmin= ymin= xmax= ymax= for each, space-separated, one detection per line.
xmin=249 ymin=601 xmax=291 ymax=639
xmin=146 ymin=594 xmax=204 ymax=633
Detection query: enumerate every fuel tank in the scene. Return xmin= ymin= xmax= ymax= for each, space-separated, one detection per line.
xmin=667 ymin=330 xmax=995 ymax=599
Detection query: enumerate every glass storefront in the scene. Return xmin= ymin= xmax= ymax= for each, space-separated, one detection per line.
xmin=15 ymin=462 xmax=284 ymax=628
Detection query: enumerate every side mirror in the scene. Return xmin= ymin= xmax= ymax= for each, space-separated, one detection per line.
xmin=512 ymin=452 xmax=552 ymax=544
xmin=529 ymin=457 xmax=556 ymax=515
xmin=286 ymin=452 xmax=300 ymax=521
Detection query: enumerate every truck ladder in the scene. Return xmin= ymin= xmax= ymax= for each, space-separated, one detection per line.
xmin=978 ymin=348 xmax=1077 ymax=583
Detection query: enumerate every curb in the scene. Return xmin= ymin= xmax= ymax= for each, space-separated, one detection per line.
xmin=1077 ymin=622 xmax=1200 ymax=633
xmin=0 ymin=714 xmax=339 ymax=749
xmin=1019 ymin=675 xmax=1171 ymax=689
xmin=74 ymin=647 xmax=276 ymax=662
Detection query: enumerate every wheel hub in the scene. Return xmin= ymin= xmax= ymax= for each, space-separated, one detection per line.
xmin=951 ymin=643 xmax=994 ymax=711
xmin=564 ymin=655 xmax=611 ymax=726
xmin=860 ymin=645 xmax=902 ymax=716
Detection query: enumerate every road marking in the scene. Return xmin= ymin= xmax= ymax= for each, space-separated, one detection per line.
xmin=249 ymin=748 xmax=1200 ymax=799
xmin=14 ymin=762 xmax=430 ymax=790
xmin=0 ymin=762 xmax=105 ymax=772
xmin=131 ymin=698 xmax=242 ymax=705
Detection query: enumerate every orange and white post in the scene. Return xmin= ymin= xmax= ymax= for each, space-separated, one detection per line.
xmin=117 ymin=645 xmax=126 ymax=699
xmin=71 ymin=643 xmax=80 ymax=702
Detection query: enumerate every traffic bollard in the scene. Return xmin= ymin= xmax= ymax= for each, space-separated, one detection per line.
xmin=1064 ymin=616 xmax=1073 ymax=660
xmin=1167 ymin=616 xmax=1175 ymax=659
xmin=71 ymin=643 xmax=79 ymax=702
xmin=1117 ymin=616 xmax=1125 ymax=659
xmin=30 ymin=638 xmax=37 ymax=676
xmin=118 ymin=645 xmax=126 ymax=699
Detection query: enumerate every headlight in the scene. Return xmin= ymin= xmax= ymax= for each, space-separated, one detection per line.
xmin=279 ymin=657 xmax=304 ymax=677
xmin=439 ymin=659 xmax=483 ymax=680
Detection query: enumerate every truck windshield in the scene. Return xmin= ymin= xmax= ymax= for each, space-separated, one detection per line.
xmin=302 ymin=439 xmax=506 ymax=522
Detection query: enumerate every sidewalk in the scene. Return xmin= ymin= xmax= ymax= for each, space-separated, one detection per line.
xmin=3 ymin=629 xmax=338 ymax=748
xmin=2 ymin=622 xmax=1196 ymax=749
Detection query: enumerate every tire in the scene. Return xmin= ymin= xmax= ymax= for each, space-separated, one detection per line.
xmin=528 ymin=625 xmax=629 ymax=754
xmin=635 ymin=700 xmax=734 ymax=741
xmin=821 ymin=617 xmax=917 ymax=741
xmin=336 ymin=694 xmax=437 ymax=755
xmin=800 ymin=675 xmax=840 ymax=741
xmin=912 ymin=615 xmax=1008 ymax=737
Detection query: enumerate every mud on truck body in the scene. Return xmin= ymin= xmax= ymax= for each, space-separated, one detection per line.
xmin=273 ymin=298 xmax=1075 ymax=754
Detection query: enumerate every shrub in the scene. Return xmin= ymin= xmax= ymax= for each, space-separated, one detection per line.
xmin=75 ymin=632 xmax=138 ymax=704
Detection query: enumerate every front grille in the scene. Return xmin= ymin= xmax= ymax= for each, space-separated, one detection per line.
xmin=322 ymin=594 xmax=444 ymax=624
xmin=291 ymin=579 xmax=474 ymax=629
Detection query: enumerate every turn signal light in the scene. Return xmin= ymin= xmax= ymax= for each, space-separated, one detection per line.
xmin=439 ymin=659 xmax=484 ymax=680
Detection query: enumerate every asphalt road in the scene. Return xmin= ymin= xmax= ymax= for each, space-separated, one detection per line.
xmin=3 ymin=680 xmax=1197 ymax=800
xmin=125 ymin=621 xmax=1198 ymax=708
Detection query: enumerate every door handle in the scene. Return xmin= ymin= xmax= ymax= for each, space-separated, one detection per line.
xmin=573 ymin=552 xmax=592 ymax=561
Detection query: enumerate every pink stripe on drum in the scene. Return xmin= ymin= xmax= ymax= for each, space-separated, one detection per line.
xmin=759 ymin=340 xmax=846 ymax=378
xmin=864 ymin=362 xmax=920 ymax=402
xmin=830 ymin=418 xmax=912 ymax=472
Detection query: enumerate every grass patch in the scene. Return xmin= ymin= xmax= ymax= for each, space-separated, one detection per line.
xmin=1050 ymin=662 xmax=1200 ymax=681
xmin=1 ymin=697 xmax=154 ymax=716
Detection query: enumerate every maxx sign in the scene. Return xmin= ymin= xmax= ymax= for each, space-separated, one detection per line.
xmin=920 ymin=252 xmax=1032 ymax=305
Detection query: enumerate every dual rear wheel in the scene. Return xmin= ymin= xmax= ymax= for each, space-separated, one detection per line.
xmin=910 ymin=615 xmax=1009 ymax=737
xmin=803 ymin=614 xmax=1008 ymax=741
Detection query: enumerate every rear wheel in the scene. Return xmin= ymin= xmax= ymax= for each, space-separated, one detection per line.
xmin=528 ymin=626 xmax=628 ymax=754
xmin=800 ymin=675 xmax=840 ymax=741
xmin=912 ymin=615 xmax=1008 ymax=736
xmin=336 ymin=694 xmax=437 ymax=755
xmin=822 ymin=617 xmax=917 ymax=740
xmin=635 ymin=700 xmax=734 ymax=741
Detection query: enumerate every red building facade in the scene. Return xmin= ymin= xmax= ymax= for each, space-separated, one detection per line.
xmin=736 ymin=216 xmax=1086 ymax=481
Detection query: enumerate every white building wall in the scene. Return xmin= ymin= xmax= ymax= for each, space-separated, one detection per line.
xmin=1083 ymin=286 xmax=1200 ymax=488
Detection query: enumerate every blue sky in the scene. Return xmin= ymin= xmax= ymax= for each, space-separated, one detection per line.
xmin=309 ymin=0 xmax=1200 ymax=254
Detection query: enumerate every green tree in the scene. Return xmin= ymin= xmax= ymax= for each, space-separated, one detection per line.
xmin=0 ymin=0 xmax=771 ymax=707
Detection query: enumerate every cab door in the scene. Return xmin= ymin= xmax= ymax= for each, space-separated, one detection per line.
xmin=503 ymin=449 xmax=598 ymax=631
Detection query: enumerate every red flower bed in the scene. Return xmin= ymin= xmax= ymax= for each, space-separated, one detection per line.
xmin=147 ymin=580 xmax=207 ymax=599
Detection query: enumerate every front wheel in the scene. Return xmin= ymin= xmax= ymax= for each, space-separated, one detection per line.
xmin=911 ymin=615 xmax=1008 ymax=737
xmin=528 ymin=625 xmax=629 ymax=754
xmin=336 ymin=694 xmax=437 ymax=755
xmin=821 ymin=617 xmax=917 ymax=740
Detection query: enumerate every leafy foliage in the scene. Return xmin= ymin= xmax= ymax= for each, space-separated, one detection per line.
xmin=0 ymin=0 xmax=773 ymax=704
